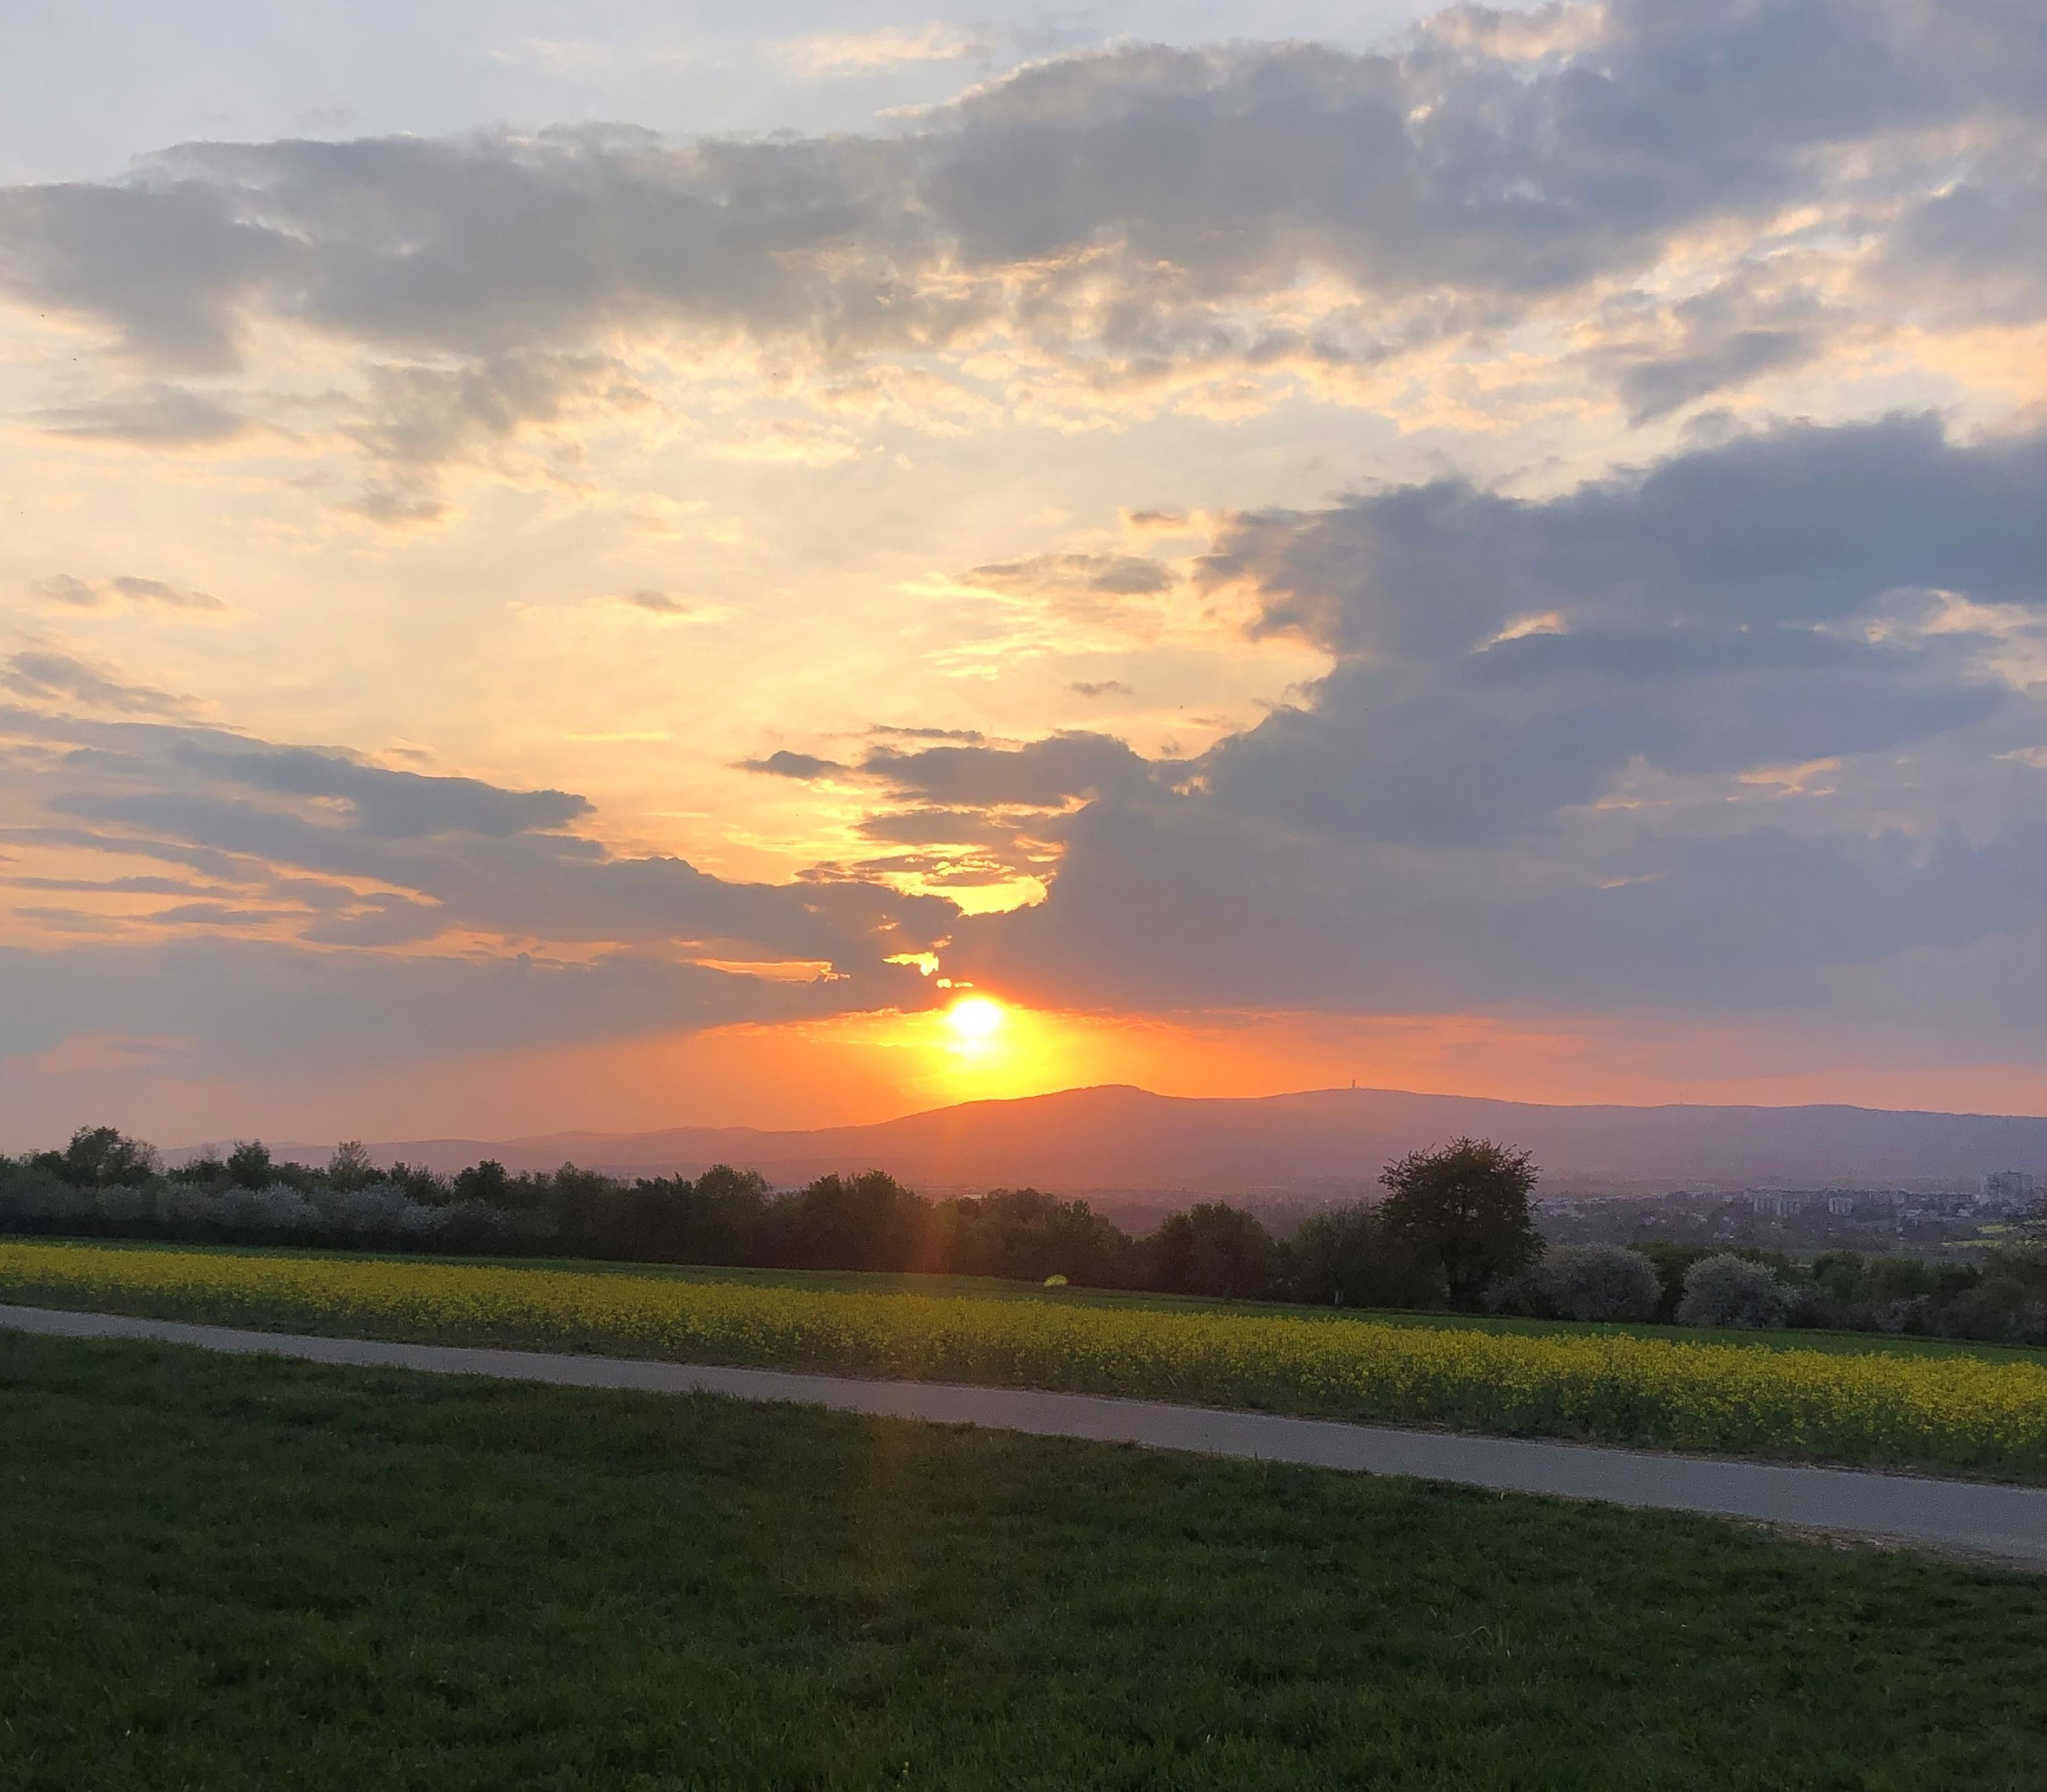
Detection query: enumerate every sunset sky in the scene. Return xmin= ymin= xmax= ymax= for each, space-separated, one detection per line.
xmin=3 ymin=0 xmax=2046 ymax=1145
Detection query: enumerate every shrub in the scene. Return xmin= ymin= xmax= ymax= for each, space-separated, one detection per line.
xmin=1493 ymin=1245 xmax=1662 ymax=1323
xmin=1678 ymin=1253 xmax=1791 ymax=1329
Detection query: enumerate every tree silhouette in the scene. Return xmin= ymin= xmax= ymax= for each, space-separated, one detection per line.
xmin=1377 ymin=1137 xmax=1540 ymax=1311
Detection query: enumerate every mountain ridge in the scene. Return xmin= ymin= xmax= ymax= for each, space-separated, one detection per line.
xmin=190 ymin=1082 xmax=2047 ymax=1201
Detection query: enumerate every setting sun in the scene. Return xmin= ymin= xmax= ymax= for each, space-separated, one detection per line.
xmin=944 ymin=996 xmax=1007 ymax=1045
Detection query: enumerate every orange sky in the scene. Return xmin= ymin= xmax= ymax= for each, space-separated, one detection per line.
xmin=21 ymin=996 xmax=2047 ymax=1150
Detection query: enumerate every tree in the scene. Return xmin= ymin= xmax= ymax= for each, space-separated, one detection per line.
xmin=1377 ymin=1137 xmax=1540 ymax=1311
xmin=1149 ymin=1202 xmax=1278 ymax=1299
xmin=777 ymin=1171 xmax=925 ymax=1271
xmin=226 ymin=1139 xmax=274 ymax=1191
xmin=327 ymin=1140 xmax=377 ymax=1192
xmin=452 ymin=1159 xmax=512 ymax=1205
xmin=1284 ymin=1203 xmax=1442 ymax=1309
xmin=57 ymin=1126 xmax=157 ymax=1188
xmin=941 ymin=1188 xmax=1132 ymax=1285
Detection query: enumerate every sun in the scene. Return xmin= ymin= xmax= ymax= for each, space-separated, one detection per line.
xmin=944 ymin=995 xmax=1007 ymax=1045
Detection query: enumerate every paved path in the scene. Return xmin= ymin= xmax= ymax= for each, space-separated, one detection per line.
xmin=6 ymin=1302 xmax=2045 ymax=1568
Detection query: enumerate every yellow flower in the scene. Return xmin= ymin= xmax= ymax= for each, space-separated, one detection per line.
xmin=3 ymin=1241 xmax=2042 ymax=1480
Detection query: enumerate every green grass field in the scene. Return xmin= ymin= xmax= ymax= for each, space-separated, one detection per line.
xmin=1 ymin=1329 xmax=2041 ymax=1791
xmin=23 ymin=1235 xmax=2043 ymax=1366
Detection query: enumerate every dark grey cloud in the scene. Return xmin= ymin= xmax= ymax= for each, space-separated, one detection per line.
xmin=861 ymin=730 xmax=1166 ymax=808
xmin=949 ymin=796 xmax=2047 ymax=1018
xmin=0 ymin=938 xmax=871 ymax=1078
xmin=0 ymin=179 xmax=288 ymax=367
xmin=1618 ymin=328 xmax=1816 ymax=422
xmin=0 ymin=1 xmax=2037 ymax=402
xmin=933 ymin=415 xmax=2047 ymax=1016
xmin=1887 ymin=148 xmax=2047 ymax=320
xmin=1 ymin=652 xmax=186 ymax=715
xmin=3 ymin=709 xmax=955 ymax=983
xmin=1598 ymin=274 xmax=1832 ymax=422
xmin=164 ymin=740 xmax=591 ymax=838
xmin=1205 ymin=417 xmax=2041 ymax=849
xmin=739 ymin=730 xmax=1172 ymax=892
xmin=1214 ymin=414 xmax=2047 ymax=659
xmin=34 ymin=383 xmax=251 ymax=447
xmin=740 ymin=750 xmax=849 ymax=781
xmin=295 ymin=894 xmax=450 ymax=947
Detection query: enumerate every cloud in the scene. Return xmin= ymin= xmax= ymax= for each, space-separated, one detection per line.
xmin=926 ymin=415 xmax=2047 ymax=1016
xmin=161 ymin=739 xmax=593 ymax=838
xmin=963 ymin=553 xmax=1174 ymax=598
xmin=0 ymin=705 xmax=955 ymax=980
xmin=32 ymin=573 xmax=225 ymax=612
xmin=741 ymin=750 xmax=849 ymax=781
xmin=1592 ymin=272 xmax=1832 ymax=423
xmin=862 ymin=730 xmax=1167 ymax=809
xmin=336 ymin=349 xmax=650 ymax=517
xmin=1886 ymin=149 xmax=2047 ymax=323
xmin=1 ymin=652 xmax=188 ymax=715
xmin=2 ymin=1 xmax=2039 ymax=417
xmin=0 ymin=939 xmax=881 ymax=1078
xmin=1198 ymin=415 xmax=2039 ymax=848
xmin=30 ymin=576 xmax=97 ymax=608
xmin=34 ymin=382 xmax=252 ymax=447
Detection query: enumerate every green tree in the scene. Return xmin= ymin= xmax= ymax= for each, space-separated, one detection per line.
xmin=941 ymin=1188 xmax=1132 ymax=1285
xmin=452 ymin=1159 xmax=512 ymax=1205
xmin=327 ymin=1140 xmax=377 ymax=1192
xmin=1149 ymin=1202 xmax=1278 ymax=1300
xmin=1377 ymin=1138 xmax=1540 ymax=1311
xmin=226 ymin=1140 xmax=274 ymax=1191
xmin=57 ymin=1126 xmax=157 ymax=1188
xmin=1284 ymin=1203 xmax=1442 ymax=1309
xmin=778 ymin=1171 xmax=926 ymax=1271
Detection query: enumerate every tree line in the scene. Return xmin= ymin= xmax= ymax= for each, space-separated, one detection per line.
xmin=0 ymin=1129 xmax=1538 ymax=1307
xmin=4 ymin=1126 xmax=2043 ymax=1341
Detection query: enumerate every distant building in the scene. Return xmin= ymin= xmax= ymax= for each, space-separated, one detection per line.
xmin=1982 ymin=1170 xmax=2037 ymax=1209
xmin=1749 ymin=1191 xmax=1804 ymax=1219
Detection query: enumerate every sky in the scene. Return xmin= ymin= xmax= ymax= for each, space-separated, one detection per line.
xmin=3 ymin=0 xmax=2047 ymax=1146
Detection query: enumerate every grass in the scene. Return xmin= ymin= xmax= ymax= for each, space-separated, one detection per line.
xmin=23 ymin=1234 xmax=2043 ymax=1366
xmin=0 ymin=1330 xmax=2042 ymax=1791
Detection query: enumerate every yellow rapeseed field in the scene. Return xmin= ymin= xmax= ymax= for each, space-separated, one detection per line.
xmin=3 ymin=1240 xmax=2045 ymax=1478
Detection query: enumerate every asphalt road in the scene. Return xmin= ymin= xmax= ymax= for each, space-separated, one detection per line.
xmin=6 ymin=1301 xmax=2044 ymax=1568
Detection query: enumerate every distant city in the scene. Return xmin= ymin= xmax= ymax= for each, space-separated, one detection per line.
xmin=1539 ymin=1172 xmax=2040 ymax=1259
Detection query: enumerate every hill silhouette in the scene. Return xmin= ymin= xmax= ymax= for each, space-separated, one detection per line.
xmin=234 ymin=1084 xmax=2047 ymax=1203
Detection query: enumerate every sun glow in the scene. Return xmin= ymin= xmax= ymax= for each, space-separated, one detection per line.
xmin=944 ymin=995 xmax=1007 ymax=1047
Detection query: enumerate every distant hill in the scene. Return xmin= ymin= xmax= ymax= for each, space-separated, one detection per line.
xmin=228 ymin=1084 xmax=2047 ymax=1206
